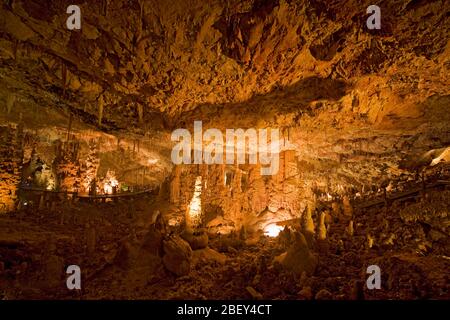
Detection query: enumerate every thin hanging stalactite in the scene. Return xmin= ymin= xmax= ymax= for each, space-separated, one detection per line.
xmin=66 ymin=113 xmax=73 ymax=143
xmin=6 ymin=93 xmax=15 ymax=114
xmin=62 ymin=62 xmax=67 ymax=98
xmin=102 ymin=0 xmax=108 ymax=16
xmin=137 ymin=103 xmax=144 ymax=124
xmin=13 ymin=39 xmax=18 ymax=61
xmin=97 ymin=95 xmax=104 ymax=126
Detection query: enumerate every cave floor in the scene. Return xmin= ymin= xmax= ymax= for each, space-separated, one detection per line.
xmin=0 ymin=192 xmax=449 ymax=300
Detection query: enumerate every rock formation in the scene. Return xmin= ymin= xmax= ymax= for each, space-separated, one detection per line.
xmin=0 ymin=0 xmax=448 ymax=301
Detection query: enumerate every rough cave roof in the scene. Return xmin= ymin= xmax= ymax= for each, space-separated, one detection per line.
xmin=0 ymin=0 xmax=449 ymax=187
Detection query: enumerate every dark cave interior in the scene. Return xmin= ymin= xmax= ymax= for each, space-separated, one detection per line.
xmin=0 ymin=0 xmax=449 ymax=300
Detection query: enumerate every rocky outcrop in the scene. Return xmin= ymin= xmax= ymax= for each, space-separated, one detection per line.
xmin=0 ymin=125 xmax=23 ymax=213
xmin=0 ymin=0 xmax=449 ymax=218
xmin=273 ymin=232 xmax=318 ymax=276
xmin=162 ymin=235 xmax=193 ymax=277
xmin=181 ymin=230 xmax=209 ymax=250
xmin=169 ymin=150 xmax=303 ymax=233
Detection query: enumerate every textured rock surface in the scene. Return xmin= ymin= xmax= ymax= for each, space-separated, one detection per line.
xmin=0 ymin=125 xmax=23 ymax=212
xmin=162 ymin=235 xmax=193 ymax=276
xmin=273 ymin=232 xmax=318 ymax=275
xmin=0 ymin=0 xmax=449 ymax=301
xmin=0 ymin=0 xmax=448 ymax=193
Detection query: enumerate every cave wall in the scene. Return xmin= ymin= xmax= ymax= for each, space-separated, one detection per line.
xmin=0 ymin=0 xmax=448 ymax=216
xmin=169 ymin=150 xmax=309 ymax=231
xmin=0 ymin=124 xmax=24 ymax=213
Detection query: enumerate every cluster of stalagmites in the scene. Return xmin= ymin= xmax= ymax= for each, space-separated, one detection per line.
xmin=1 ymin=183 xmax=448 ymax=299
xmin=122 ymin=192 xmax=354 ymax=288
xmin=167 ymin=150 xmax=303 ymax=234
xmin=107 ymin=174 xmax=450 ymax=299
xmin=114 ymin=209 xmax=224 ymax=279
xmin=0 ymin=125 xmax=23 ymax=213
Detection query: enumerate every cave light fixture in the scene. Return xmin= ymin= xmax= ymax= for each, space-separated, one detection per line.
xmin=264 ymin=223 xmax=284 ymax=237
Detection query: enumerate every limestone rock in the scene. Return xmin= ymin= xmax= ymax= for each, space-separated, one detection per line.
xmin=114 ymin=240 xmax=135 ymax=270
xmin=315 ymin=289 xmax=333 ymax=300
xmin=246 ymin=286 xmax=263 ymax=300
xmin=192 ymin=247 xmax=227 ymax=266
xmin=162 ymin=236 xmax=192 ymax=277
xmin=331 ymin=202 xmax=341 ymax=219
xmin=342 ymin=196 xmax=353 ymax=218
xmin=141 ymin=227 xmax=164 ymax=256
xmin=85 ymin=225 xmax=96 ymax=255
xmin=302 ymin=205 xmax=315 ymax=235
xmin=44 ymin=255 xmax=64 ymax=288
xmin=350 ymin=280 xmax=365 ymax=300
xmin=273 ymin=232 xmax=317 ymax=276
xmin=297 ymin=286 xmax=313 ymax=300
xmin=346 ymin=220 xmax=354 ymax=237
xmin=318 ymin=211 xmax=327 ymax=240
xmin=181 ymin=230 xmax=208 ymax=250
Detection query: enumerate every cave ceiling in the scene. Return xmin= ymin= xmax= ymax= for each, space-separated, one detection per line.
xmin=0 ymin=0 xmax=449 ymax=188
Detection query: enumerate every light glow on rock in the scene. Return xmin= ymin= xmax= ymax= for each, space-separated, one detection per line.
xmin=264 ymin=223 xmax=283 ymax=237
xmin=103 ymin=177 xmax=118 ymax=194
xmin=187 ymin=176 xmax=202 ymax=228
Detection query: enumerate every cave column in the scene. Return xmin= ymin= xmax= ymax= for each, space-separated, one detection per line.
xmin=0 ymin=125 xmax=23 ymax=213
xmin=185 ymin=176 xmax=203 ymax=232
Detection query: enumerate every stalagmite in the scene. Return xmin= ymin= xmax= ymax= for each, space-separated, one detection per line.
xmin=6 ymin=93 xmax=15 ymax=114
xmin=137 ymin=103 xmax=144 ymax=124
xmin=367 ymin=234 xmax=374 ymax=249
xmin=170 ymin=165 xmax=181 ymax=204
xmin=98 ymin=96 xmax=104 ymax=126
xmin=342 ymin=195 xmax=353 ymax=218
xmin=331 ymin=201 xmax=341 ymax=219
xmin=38 ymin=193 xmax=45 ymax=210
xmin=86 ymin=223 xmax=96 ymax=255
xmin=185 ymin=176 xmax=202 ymax=232
xmin=302 ymin=203 xmax=315 ymax=235
xmin=346 ymin=220 xmax=354 ymax=237
xmin=318 ymin=211 xmax=327 ymax=240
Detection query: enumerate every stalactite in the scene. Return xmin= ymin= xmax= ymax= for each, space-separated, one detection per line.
xmin=137 ymin=103 xmax=144 ymax=124
xmin=0 ymin=125 xmax=23 ymax=213
xmin=66 ymin=113 xmax=73 ymax=142
xmin=13 ymin=39 xmax=18 ymax=60
xmin=6 ymin=93 xmax=15 ymax=114
xmin=102 ymin=0 xmax=108 ymax=16
xmin=98 ymin=96 xmax=104 ymax=126
xmin=62 ymin=63 xmax=67 ymax=97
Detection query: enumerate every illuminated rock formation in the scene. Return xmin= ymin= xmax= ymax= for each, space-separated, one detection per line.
xmin=0 ymin=125 xmax=23 ymax=213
